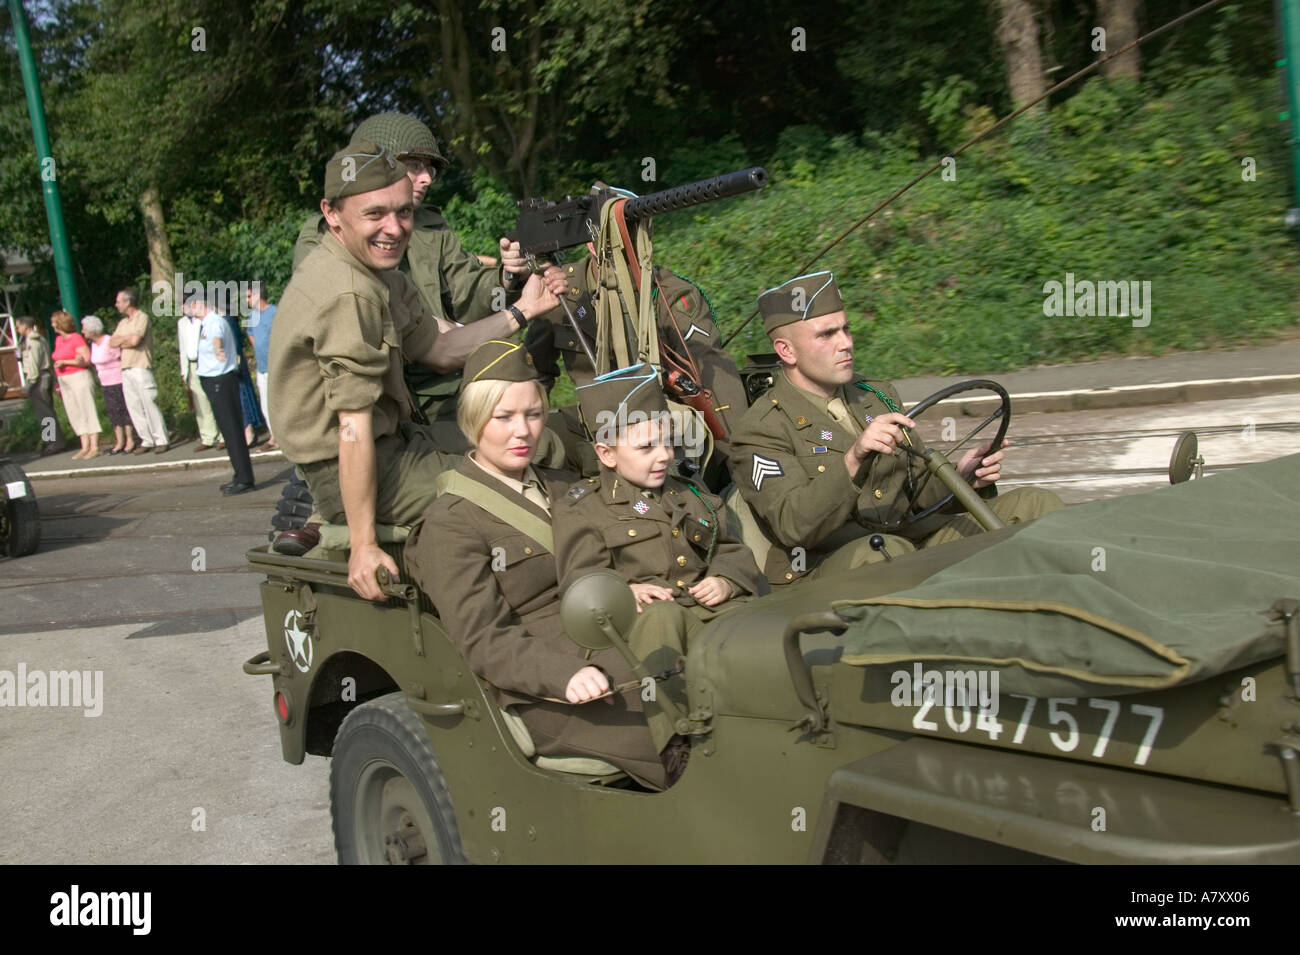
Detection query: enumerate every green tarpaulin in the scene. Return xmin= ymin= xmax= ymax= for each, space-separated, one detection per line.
xmin=836 ymin=453 xmax=1300 ymax=698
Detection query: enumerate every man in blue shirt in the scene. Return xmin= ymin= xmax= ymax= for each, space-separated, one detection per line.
xmin=190 ymin=293 xmax=255 ymax=494
xmin=245 ymin=281 xmax=277 ymax=450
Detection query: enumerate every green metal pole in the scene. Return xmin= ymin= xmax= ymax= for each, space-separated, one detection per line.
xmin=6 ymin=0 xmax=79 ymax=316
xmin=1281 ymin=0 xmax=1300 ymax=228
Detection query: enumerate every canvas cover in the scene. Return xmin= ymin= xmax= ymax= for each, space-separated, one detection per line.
xmin=836 ymin=453 xmax=1300 ymax=698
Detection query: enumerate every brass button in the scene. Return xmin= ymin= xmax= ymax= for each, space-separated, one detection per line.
xmin=817 ymin=465 xmax=826 ymax=473
xmin=785 ymin=572 xmax=794 ymax=580
xmin=628 ymin=529 xmax=637 ymax=537
xmin=796 ymin=415 xmax=807 ymax=426
xmin=676 ymin=555 xmax=687 ymax=567
xmin=567 ymin=265 xmax=575 ymax=273
xmin=569 ymin=286 xmax=579 ymax=294
xmin=676 ymin=579 xmax=686 ymax=588
xmin=873 ymin=489 xmax=883 ymax=500
xmin=693 ymin=533 xmax=701 ymax=542
xmin=671 ymin=528 xmax=679 ymax=537
xmin=523 ymin=546 xmax=532 ymax=555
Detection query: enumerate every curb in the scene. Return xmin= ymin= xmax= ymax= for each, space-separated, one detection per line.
xmin=899 ymin=373 xmax=1300 ymax=416
xmin=23 ymin=448 xmax=286 ymax=481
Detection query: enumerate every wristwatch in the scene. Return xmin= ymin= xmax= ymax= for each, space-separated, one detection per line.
xmin=507 ymin=304 xmax=526 ymax=332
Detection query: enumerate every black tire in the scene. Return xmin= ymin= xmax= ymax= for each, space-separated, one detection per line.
xmin=0 ymin=462 xmax=40 ymax=558
xmin=330 ymin=692 xmax=467 ymax=865
xmin=276 ymin=498 xmax=314 ymax=519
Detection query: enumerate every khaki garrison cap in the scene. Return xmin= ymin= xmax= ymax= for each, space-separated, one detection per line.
xmin=576 ymin=363 xmax=668 ymax=438
xmin=757 ymin=270 xmax=844 ymax=335
xmin=463 ymin=339 xmax=538 ymax=384
xmin=323 ymin=138 xmax=407 ymax=201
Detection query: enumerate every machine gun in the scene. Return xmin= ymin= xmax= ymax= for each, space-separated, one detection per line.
xmin=506 ymin=167 xmax=768 ymax=371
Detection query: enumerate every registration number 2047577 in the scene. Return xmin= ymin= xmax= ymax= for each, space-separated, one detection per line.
xmin=906 ymin=695 xmax=1165 ymax=767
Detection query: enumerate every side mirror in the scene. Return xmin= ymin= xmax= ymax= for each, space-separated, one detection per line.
xmin=1169 ymin=431 xmax=1204 ymax=484
xmin=559 ymin=570 xmax=637 ymax=651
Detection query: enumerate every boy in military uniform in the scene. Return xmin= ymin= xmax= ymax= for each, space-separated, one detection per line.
xmin=270 ymin=139 xmax=564 ymax=601
xmin=556 ymin=364 xmax=765 ymax=621
xmin=728 ymin=271 xmax=1063 ymax=587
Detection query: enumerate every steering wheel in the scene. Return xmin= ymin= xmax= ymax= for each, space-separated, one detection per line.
xmin=859 ymin=378 xmax=1012 ymax=532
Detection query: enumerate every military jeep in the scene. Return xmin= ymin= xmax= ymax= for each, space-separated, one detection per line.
xmin=244 ymin=396 xmax=1300 ymax=864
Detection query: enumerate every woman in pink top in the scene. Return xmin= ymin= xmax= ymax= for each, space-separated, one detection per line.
xmin=50 ymin=310 xmax=102 ymax=459
xmin=83 ymin=315 xmax=136 ymax=454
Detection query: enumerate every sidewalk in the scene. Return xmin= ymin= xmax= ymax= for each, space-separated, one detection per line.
xmin=5 ymin=338 xmax=1299 ymax=480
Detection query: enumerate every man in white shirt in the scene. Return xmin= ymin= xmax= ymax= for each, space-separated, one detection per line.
xmin=188 ymin=294 xmax=255 ymax=494
xmin=177 ymin=306 xmax=221 ymax=450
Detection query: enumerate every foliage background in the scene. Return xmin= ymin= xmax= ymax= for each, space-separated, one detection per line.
xmin=1 ymin=0 xmax=1296 ymax=449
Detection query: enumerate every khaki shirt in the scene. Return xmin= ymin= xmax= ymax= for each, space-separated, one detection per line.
xmin=116 ymin=309 xmax=153 ymax=369
xmin=20 ymin=330 xmax=51 ymax=381
xmin=555 ymin=468 xmax=765 ymax=606
xmin=269 ymin=231 xmax=440 ymax=465
xmin=728 ymin=372 xmax=959 ymax=584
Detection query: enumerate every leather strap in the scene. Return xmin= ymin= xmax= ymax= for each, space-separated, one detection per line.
xmin=436 ymin=470 xmax=554 ymax=553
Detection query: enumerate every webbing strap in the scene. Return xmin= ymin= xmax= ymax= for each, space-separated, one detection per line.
xmin=436 ymin=470 xmax=553 ymax=553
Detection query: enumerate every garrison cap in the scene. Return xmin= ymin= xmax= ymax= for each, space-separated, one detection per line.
xmin=354 ymin=113 xmax=449 ymax=171
xmin=323 ymin=139 xmax=406 ymax=201
xmin=757 ymin=270 xmax=844 ymax=335
xmin=577 ymin=363 xmax=668 ymax=439
xmin=463 ymin=339 xmax=538 ymax=384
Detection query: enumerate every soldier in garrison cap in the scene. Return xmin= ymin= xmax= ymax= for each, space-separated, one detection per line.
xmin=727 ymin=271 xmax=1064 ymax=587
xmin=270 ymin=139 xmax=567 ymax=601
xmin=556 ymin=364 xmax=764 ymax=627
xmin=293 ymin=113 xmax=539 ymax=426
xmin=405 ymin=341 xmax=678 ymax=789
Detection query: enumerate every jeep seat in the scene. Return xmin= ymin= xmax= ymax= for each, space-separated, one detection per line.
xmin=498 ymin=706 xmax=626 ymax=780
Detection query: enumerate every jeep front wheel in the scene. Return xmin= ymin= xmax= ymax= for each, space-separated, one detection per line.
xmin=330 ymin=692 xmax=466 ymax=865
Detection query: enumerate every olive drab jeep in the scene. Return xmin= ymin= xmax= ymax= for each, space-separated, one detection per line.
xmin=244 ymin=379 xmax=1300 ymax=864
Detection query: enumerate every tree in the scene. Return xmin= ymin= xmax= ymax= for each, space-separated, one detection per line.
xmin=991 ymin=0 xmax=1046 ymax=109
xmin=1097 ymin=0 xmax=1140 ymax=82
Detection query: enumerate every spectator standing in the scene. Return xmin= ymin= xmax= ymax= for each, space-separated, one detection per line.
xmin=15 ymin=315 xmax=67 ymax=456
xmin=221 ymin=310 xmax=266 ymax=447
xmin=109 ymin=289 xmax=169 ymax=454
xmin=49 ymin=310 xmax=101 ymax=459
xmin=246 ymin=281 xmax=277 ymax=450
xmin=190 ymin=295 xmax=255 ymax=495
xmin=82 ymin=316 xmax=136 ymax=454
xmin=177 ymin=302 xmax=221 ymax=451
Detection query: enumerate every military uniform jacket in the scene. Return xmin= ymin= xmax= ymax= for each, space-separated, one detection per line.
xmin=406 ymin=459 xmax=604 ymax=707
xmin=728 ymin=372 xmax=958 ymax=584
xmin=555 ymin=469 xmax=764 ymax=605
xmin=293 ymin=206 xmax=504 ymax=324
xmin=534 ymin=257 xmax=748 ymax=447
xmin=269 ymin=231 xmax=439 ymax=465
xmin=20 ymin=330 xmax=51 ymax=382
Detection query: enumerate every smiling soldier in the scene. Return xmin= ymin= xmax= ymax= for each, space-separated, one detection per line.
xmin=269 ymin=139 xmax=564 ymax=600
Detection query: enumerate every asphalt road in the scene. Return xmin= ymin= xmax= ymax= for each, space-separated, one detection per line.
xmin=1 ymin=393 xmax=1297 ymax=864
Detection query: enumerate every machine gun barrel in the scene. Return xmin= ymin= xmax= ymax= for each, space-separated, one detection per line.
xmin=622 ymin=166 xmax=768 ymax=222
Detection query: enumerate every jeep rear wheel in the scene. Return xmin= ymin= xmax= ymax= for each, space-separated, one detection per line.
xmin=0 ymin=462 xmax=40 ymax=558
xmin=330 ymin=692 xmax=466 ymax=865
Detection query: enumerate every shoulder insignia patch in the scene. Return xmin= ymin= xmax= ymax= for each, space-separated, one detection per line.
xmin=567 ymin=483 xmax=593 ymax=502
xmin=751 ymin=454 xmax=784 ymax=491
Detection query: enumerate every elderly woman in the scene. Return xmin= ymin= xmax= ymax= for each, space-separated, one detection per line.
xmin=49 ymin=310 xmax=101 ymax=459
xmin=82 ymin=315 xmax=136 ymax=455
xmin=404 ymin=340 xmax=680 ymax=790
